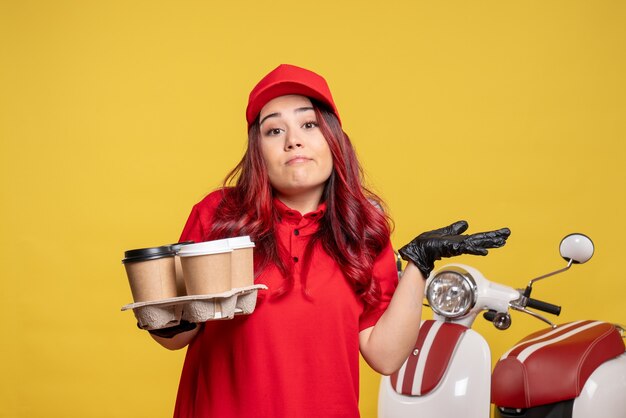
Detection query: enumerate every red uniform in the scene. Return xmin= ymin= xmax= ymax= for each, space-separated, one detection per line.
xmin=174 ymin=190 xmax=398 ymax=417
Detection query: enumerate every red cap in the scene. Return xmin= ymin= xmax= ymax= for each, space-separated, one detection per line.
xmin=246 ymin=64 xmax=341 ymax=127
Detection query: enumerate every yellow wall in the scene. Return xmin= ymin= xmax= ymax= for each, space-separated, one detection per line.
xmin=1 ymin=1 xmax=625 ymax=417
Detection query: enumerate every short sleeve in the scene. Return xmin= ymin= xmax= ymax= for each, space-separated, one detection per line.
xmin=178 ymin=189 xmax=227 ymax=243
xmin=359 ymin=240 xmax=399 ymax=331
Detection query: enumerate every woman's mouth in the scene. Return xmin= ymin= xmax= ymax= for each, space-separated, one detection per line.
xmin=286 ymin=156 xmax=311 ymax=165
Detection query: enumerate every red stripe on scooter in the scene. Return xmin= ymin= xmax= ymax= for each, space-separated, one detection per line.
xmin=500 ymin=321 xmax=586 ymax=360
xmin=504 ymin=320 xmax=593 ymax=359
xmin=390 ymin=366 xmax=398 ymax=389
xmin=390 ymin=320 xmax=434 ymax=395
xmin=421 ymin=322 xmax=468 ymax=395
xmin=401 ymin=320 xmax=435 ymax=395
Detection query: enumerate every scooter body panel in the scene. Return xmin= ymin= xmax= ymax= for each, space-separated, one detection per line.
xmin=572 ymin=352 xmax=626 ymax=418
xmin=378 ymin=328 xmax=491 ymax=418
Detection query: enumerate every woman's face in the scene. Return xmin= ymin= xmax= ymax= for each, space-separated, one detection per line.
xmin=258 ymin=94 xmax=333 ymax=203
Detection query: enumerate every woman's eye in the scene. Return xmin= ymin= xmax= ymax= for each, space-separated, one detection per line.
xmin=265 ymin=128 xmax=282 ymax=136
xmin=303 ymin=121 xmax=318 ymax=129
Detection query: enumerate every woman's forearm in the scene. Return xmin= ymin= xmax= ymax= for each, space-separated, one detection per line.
xmin=359 ymin=262 xmax=425 ymax=375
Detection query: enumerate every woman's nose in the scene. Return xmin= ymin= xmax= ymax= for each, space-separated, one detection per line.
xmin=284 ymin=131 xmax=303 ymax=150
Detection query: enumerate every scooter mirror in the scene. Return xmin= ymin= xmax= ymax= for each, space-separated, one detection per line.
xmin=560 ymin=233 xmax=594 ymax=264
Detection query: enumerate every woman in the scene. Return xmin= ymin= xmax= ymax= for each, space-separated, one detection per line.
xmin=150 ymin=64 xmax=510 ymax=417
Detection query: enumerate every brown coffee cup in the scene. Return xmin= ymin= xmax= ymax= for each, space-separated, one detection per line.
xmin=227 ymin=236 xmax=255 ymax=289
xmin=168 ymin=242 xmax=193 ymax=297
xmin=122 ymin=246 xmax=177 ymax=302
xmin=178 ymin=239 xmax=232 ymax=295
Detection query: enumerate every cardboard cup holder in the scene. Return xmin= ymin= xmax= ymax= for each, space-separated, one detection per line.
xmin=121 ymin=237 xmax=261 ymax=330
xmin=121 ymin=285 xmax=267 ymax=330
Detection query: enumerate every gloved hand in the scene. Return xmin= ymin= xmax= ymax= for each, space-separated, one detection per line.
xmin=145 ymin=320 xmax=197 ymax=339
xmin=399 ymin=220 xmax=511 ymax=278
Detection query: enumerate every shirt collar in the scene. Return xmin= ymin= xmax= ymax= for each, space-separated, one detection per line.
xmin=274 ymin=197 xmax=326 ymax=224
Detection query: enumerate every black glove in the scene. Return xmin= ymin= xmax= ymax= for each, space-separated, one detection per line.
xmin=145 ymin=320 xmax=197 ymax=339
xmin=399 ymin=220 xmax=511 ymax=278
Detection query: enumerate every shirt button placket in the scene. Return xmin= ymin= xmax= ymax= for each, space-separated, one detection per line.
xmin=292 ymin=227 xmax=301 ymax=268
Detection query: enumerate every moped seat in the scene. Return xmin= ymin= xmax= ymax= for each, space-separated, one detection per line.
xmin=492 ymin=320 xmax=625 ymax=408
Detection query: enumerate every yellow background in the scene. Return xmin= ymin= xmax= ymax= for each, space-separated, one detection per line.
xmin=1 ymin=1 xmax=625 ymax=417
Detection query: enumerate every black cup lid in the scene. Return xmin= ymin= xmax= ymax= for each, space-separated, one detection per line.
xmin=167 ymin=241 xmax=194 ymax=252
xmin=122 ymin=245 xmax=176 ymax=264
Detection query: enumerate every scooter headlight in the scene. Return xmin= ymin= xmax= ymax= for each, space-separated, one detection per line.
xmin=426 ymin=266 xmax=477 ymax=318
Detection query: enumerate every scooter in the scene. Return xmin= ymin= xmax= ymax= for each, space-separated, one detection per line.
xmin=378 ymin=234 xmax=626 ymax=418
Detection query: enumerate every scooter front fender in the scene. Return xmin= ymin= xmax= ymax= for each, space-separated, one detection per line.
xmin=378 ymin=327 xmax=491 ymax=418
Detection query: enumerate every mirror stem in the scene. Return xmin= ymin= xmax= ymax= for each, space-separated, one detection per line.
xmin=527 ymin=258 xmax=574 ymax=289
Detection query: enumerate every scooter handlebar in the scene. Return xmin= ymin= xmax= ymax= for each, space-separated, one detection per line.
xmin=526 ymin=298 xmax=561 ymax=316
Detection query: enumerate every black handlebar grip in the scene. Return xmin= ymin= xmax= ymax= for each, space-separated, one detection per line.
xmin=527 ymin=298 xmax=561 ymax=316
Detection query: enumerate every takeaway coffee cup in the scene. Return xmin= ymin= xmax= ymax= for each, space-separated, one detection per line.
xmin=168 ymin=241 xmax=194 ymax=297
xmin=178 ymin=239 xmax=232 ymax=295
xmin=228 ymin=236 xmax=255 ymax=289
xmin=122 ymin=245 xmax=178 ymax=302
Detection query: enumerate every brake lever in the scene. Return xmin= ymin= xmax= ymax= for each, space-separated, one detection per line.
xmin=510 ymin=302 xmax=556 ymax=328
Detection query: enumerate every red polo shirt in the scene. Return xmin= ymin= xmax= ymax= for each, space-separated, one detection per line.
xmin=173 ymin=190 xmax=398 ymax=418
